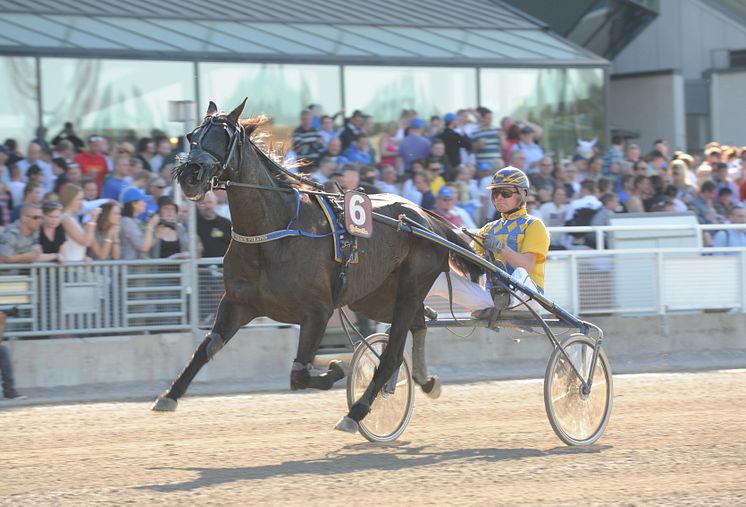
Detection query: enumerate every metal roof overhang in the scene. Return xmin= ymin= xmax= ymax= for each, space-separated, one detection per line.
xmin=0 ymin=15 xmax=608 ymax=68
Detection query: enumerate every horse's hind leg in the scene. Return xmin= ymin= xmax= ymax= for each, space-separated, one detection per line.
xmin=290 ymin=308 xmax=343 ymax=391
xmin=411 ymin=310 xmax=442 ymax=399
xmin=152 ymin=298 xmax=255 ymax=411
xmin=338 ymin=267 xmax=424 ymax=431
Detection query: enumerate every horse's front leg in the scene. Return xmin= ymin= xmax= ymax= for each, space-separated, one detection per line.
xmin=152 ymin=297 xmax=256 ymax=411
xmin=290 ymin=307 xmax=343 ymax=391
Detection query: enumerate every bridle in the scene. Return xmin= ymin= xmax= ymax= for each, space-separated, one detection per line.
xmin=184 ymin=114 xmax=247 ymax=190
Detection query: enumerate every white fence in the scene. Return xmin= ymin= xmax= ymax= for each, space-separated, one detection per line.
xmin=2 ymin=224 xmax=746 ymax=338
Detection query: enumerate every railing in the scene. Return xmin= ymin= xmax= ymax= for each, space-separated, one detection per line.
xmin=2 ymin=224 xmax=746 ymax=338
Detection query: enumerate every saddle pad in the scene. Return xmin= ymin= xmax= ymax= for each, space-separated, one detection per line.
xmin=315 ymin=195 xmax=359 ymax=264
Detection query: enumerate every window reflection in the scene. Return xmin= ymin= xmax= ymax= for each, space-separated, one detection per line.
xmin=344 ymin=66 xmax=477 ymax=122
xmin=0 ymin=57 xmax=38 ymax=150
xmin=41 ymin=58 xmax=195 ymax=140
xmin=480 ymin=68 xmax=604 ymax=159
xmin=198 ymin=63 xmax=341 ymax=129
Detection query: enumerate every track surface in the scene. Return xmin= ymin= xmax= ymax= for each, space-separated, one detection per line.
xmin=1 ymin=370 xmax=745 ymax=506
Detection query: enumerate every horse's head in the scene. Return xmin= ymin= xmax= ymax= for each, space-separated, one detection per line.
xmin=174 ymin=99 xmax=247 ymax=201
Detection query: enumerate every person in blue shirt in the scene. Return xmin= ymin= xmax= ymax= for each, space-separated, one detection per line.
xmin=101 ymin=154 xmax=132 ymax=200
xmin=342 ymin=134 xmax=374 ymax=165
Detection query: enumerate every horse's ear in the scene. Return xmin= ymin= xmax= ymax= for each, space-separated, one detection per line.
xmin=227 ymin=98 xmax=248 ymax=124
xmin=206 ymin=101 xmax=218 ymax=116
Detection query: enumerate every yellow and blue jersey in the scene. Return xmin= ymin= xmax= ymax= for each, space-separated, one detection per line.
xmin=471 ymin=208 xmax=550 ymax=290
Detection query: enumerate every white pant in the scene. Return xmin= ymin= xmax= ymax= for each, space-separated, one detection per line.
xmin=429 ymin=267 xmax=542 ymax=313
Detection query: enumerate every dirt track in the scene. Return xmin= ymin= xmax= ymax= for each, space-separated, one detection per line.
xmin=1 ymin=370 xmax=745 ymax=506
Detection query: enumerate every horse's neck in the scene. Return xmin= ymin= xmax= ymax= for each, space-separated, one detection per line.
xmin=227 ymin=147 xmax=292 ymax=235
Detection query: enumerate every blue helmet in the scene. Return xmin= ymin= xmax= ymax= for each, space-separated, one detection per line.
xmin=486 ymin=166 xmax=530 ymax=190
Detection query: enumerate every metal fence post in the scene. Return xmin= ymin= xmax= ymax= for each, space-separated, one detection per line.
xmin=656 ymin=251 xmax=666 ymax=315
xmin=187 ymin=199 xmax=201 ymax=343
xmin=570 ymin=254 xmax=580 ymax=315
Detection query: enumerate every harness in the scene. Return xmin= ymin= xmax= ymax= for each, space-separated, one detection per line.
xmin=183 ymin=113 xmax=360 ymax=300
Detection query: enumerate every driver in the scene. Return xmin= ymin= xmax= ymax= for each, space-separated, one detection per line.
xmin=429 ymin=167 xmax=550 ymax=319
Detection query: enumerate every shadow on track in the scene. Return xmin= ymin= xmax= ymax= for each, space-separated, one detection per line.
xmin=138 ymin=443 xmax=611 ymax=492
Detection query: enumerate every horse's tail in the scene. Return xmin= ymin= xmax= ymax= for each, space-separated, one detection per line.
xmin=423 ymin=211 xmax=484 ymax=283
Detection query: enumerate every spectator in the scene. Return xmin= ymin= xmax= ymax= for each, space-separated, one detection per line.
xmin=565 ymin=179 xmax=602 ymax=223
xmin=323 ymin=137 xmax=349 ymax=166
xmin=150 ymin=138 xmax=173 ymax=174
xmin=214 ymin=189 xmax=231 ymax=221
xmin=653 ymin=139 xmax=669 ymax=160
xmin=55 ymin=162 xmax=82 ymax=194
xmin=511 ymin=125 xmax=544 ymax=174
xmin=196 ymin=191 xmax=231 ymax=258
xmin=358 ymin=166 xmax=381 ymax=195
xmin=670 ymin=159 xmax=696 ymax=206
xmin=714 ymin=187 xmax=736 ymax=221
xmin=151 ymin=196 xmax=189 ymax=259
xmin=539 ymin=186 xmax=569 ymax=249
xmin=585 ymin=156 xmax=603 ymax=182
xmin=713 ymin=206 xmax=746 ymax=252
xmin=17 ymin=142 xmax=54 ymax=192
xmin=712 ymin=162 xmax=740 ymax=203
xmin=452 ymin=163 xmax=481 ymax=222
xmin=318 ymin=115 xmax=337 ymax=146
xmin=339 ymin=110 xmax=365 ymax=151
xmin=529 ymin=156 xmax=556 ymax=203
xmin=135 ymin=137 xmax=155 ymax=173
xmin=603 ymin=134 xmax=625 ymax=182
xmin=101 ymin=154 xmax=133 ymax=200
xmin=398 ymin=118 xmax=432 ymax=173
xmin=119 ymin=187 xmax=159 ymax=260
xmin=454 ymin=109 xmax=478 ymax=165
xmin=501 ymin=122 xmax=521 ymax=163
xmin=471 ymin=107 xmax=502 ymax=167
xmin=1 ymin=309 xmax=26 ymax=400
xmin=426 ymin=115 xmax=443 ymax=138
xmin=0 ymin=144 xmax=10 ymax=186
xmin=342 ymin=134 xmax=374 ymax=165
xmin=689 ymin=180 xmax=718 ymax=225
xmin=394 ymin=108 xmax=417 ymax=141
xmin=430 ymin=139 xmax=454 ymax=181
xmin=59 ymin=183 xmax=99 ymax=262
xmin=311 ymin=157 xmax=336 ymax=185
xmin=376 ymin=164 xmax=401 ymax=195
xmin=643 ymin=175 xmax=666 ymax=212
xmin=437 ymin=112 xmax=472 ymax=171
xmin=0 ymin=203 xmax=60 ymax=263
xmin=39 ymin=200 xmax=66 ymax=256
xmin=88 ymin=200 xmax=122 ymax=260
xmin=617 ymin=174 xmax=634 ymax=207
xmin=144 ymin=176 xmax=167 ymax=217
xmin=662 ymin=184 xmax=687 ymax=212
xmin=625 ymin=175 xmax=648 ymax=213
xmin=557 ymin=163 xmax=579 ymax=199
xmin=74 ymin=135 xmax=108 ymax=195
xmin=509 ymin=150 xmax=526 ymax=171
xmin=292 ymin=109 xmax=325 ymax=168
xmin=591 ymin=193 xmax=620 ymax=227
xmin=51 ymin=122 xmax=85 ymax=152
xmin=10 ymin=181 xmax=44 ymax=222
xmin=432 ymin=185 xmax=476 ymax=229
xmin=53 ymin=139 xmax=76 ymax=165
xmin=378 ymin=122 xmax=399 ymax=170
xmin=337 ymin=165 xmax=360 ymax=191
xmin=648 ymin=150 xmax=666 ymax=177
xmin=626 ymin=143 xmax=641 ymax=164
xmin=426 ymin=159 xmax=447 ymax=196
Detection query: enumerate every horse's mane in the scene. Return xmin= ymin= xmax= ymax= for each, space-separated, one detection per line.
xmin=238 ymin=115 xmax=317 ymax=192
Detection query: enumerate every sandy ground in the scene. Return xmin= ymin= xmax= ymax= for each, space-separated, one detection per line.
xmin=1 ymin=370 xmax=745 ymax=506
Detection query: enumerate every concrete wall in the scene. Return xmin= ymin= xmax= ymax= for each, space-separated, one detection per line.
xmin=710 ymin=70 xmax=746 ymax=145
xmin=609 ymin=71 xmax=686 ymax=151
xmin=7 ymin=313 xmax=746 ymax=390
xmin=612 ymin=0 xmax=746 ymax=81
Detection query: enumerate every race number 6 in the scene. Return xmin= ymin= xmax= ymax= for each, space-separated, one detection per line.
xmin=344 ymin=190 xmax=373 ymax=238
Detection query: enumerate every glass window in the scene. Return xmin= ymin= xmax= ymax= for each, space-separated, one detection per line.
xmin=480 ymin=67 xmax=605 ymax=159
xmin=0 ymin=57 xmax=39 ymax=152
xmin=41 ymin=58 xmax=195 ymax=141
xmin=344 ymin=66 xmax=477 ymax=124
xmin=198 ymin=63 xmax=341 ymax=133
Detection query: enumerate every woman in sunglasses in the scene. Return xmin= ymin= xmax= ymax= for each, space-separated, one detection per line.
xmin=428 ymin=167 xmax=549 ymax=321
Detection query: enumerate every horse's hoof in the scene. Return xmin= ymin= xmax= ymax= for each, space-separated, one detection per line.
xmin=422 ymin=375 xmax=442 ymax=399
xmin=328 ymin=360 xmax=346 ymax=380
xmin=334 ymin=416 xmax=359 ymax=434
xmin=151 ymin=396 xmax=178 ymax=412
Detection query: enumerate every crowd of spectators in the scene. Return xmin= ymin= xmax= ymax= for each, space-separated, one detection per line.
xmin=2 ymin=105 xmax=746 ymax=265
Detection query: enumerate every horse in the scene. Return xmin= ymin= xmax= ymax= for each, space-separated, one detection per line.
xmin=152 ymin=99 xmax=482 ymax=434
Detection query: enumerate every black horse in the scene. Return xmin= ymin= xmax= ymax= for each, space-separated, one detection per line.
xmin=152 ymin=99 xmax=481 ymax=433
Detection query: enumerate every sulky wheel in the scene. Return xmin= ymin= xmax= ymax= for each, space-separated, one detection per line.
xmin=544 ymin=334 xmax=613 ymax=446
xmin=346 ymin=332 xmax=415 ymax=442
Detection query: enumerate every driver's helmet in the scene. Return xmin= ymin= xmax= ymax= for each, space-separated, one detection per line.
xmin=486 ymin=167 xmax=530 ymax=190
